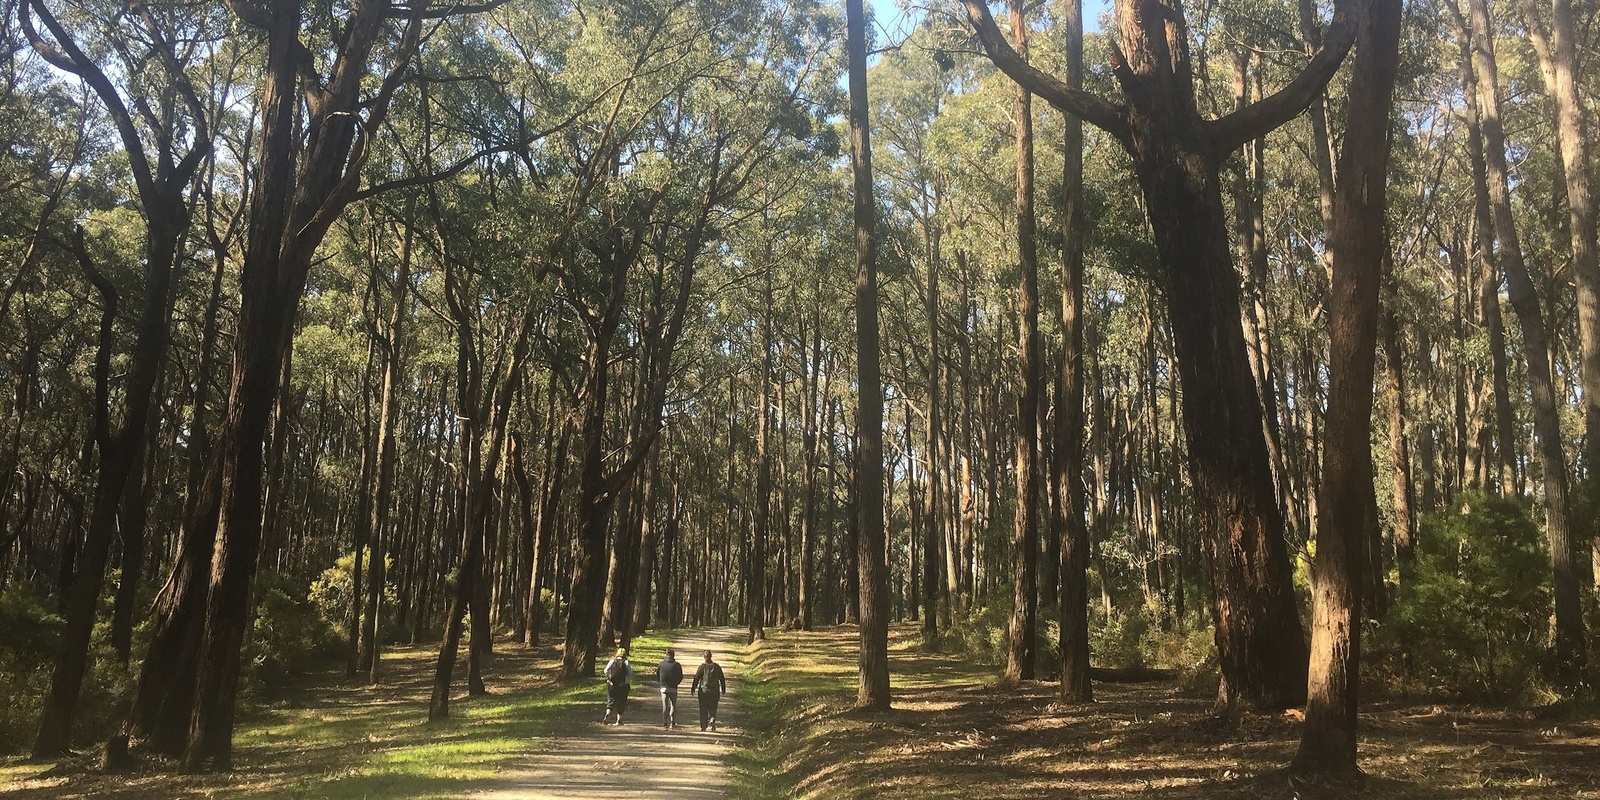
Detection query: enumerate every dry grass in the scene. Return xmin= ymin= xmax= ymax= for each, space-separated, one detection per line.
xmin=738 ymin=623 xmax=1600 ymax=799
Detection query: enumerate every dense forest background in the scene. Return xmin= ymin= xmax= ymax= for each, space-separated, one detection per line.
xmin=0 ymin=0 xmax=1595 ymax=778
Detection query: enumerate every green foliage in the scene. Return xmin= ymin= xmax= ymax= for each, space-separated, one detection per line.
xmin=1087 ymin=604 xmax=1217 ymax=686
xmin=1375 ymin=492 xmax=1553 ymax=703
xmin=0 ymin=583 xmax=142 ymax=754
xmin=0 ymin=586 xmax=61 ymax=753
xmin=309 ymin=552 xmax=404 ymax=645
xmin=246 ymin=572 xmax=345 ymax=698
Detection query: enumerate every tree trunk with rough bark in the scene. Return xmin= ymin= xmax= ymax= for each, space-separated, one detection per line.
xmin=1053 ymin=0 xmax=1092 ymax=707
xmin=1462 ymin=0 xmax=1586 ymax=681
xmin=846 ymin=0 xmax=889 ymax=711
xmin=1005 ymin=0 xmax=1041 ymax=686
xmin=1293 ymin=0 xmax=1401 ymax=774
xmin=962 ymin=0 xmax=1354 ymax=709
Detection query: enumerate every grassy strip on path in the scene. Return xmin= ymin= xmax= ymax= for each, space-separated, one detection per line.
xmin=734 ymin=623 xmax=1600 ymax=799
xmin=2 ymin=631 xmax=680 ymax=799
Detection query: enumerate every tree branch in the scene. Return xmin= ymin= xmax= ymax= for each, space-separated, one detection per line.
xmin=959 ymin=0 xmax=1129 ymax=141
xmin=1205 ymin=0 xmax=1356 ymax=158
xmin=384 ymin=0 xmax=516 ymax=19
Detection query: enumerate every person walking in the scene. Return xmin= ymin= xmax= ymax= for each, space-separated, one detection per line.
xmin=691 ymin=650 xmax=727 ymax=732
xmin=657 ymin=648 xmax=685 ymax=729
xmin=603 ymin=647 xmax=632 ymax=726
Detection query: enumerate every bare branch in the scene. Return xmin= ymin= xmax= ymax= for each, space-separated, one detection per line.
xmin=958 ymin=0 xmax=1129 ymax=141
xmin=1205 ymin=0 xmax=1356 ymax=158
xmin=385 ymin=0 xmax=516 ymax=19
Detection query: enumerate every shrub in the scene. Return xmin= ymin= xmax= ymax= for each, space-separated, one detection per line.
xmin=0 ymin=584 xmax=137 ymax=753
xmin=244 ymin=571 xmax=344 ymax=698
xmin=1376 ymin=492 xmax=1553 ymax=702
xmin=308 ymin=552 xmax=405 ymax=645
xmin=0 ymin=586 xmax=61 ymax=753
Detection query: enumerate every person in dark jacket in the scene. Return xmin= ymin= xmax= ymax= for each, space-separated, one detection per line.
xmin=656 ymin=648 xmax=684 ymax=729
xmin=691 ymin=650 xmax=727 ymax=731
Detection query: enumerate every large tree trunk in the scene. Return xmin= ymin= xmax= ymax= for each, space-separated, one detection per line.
xmin=1293 ymin=0 xmax=1401 ymax=774
xmin=1053 ymin=0 xmax=1092 ymax=705
xmin=564 ymin=335 xmax=621 ymax=679
xmin=20 ymin=0 xmax=208 ymax=755
xmin=845 ymin=0 xmax=889 ymax=711
xmin=1518 ymin=0 xmax=1600 ymax=616
xmin=961 ymin=0 xmax=1353 ymax=709
xmin=127 ymin=460 xmax=219 ymax=756
xmin=1463 ymin=0 xmax=1586 ymax=680
xmin=183 ymin=0 xmax=428 ymax=767
xmin=1004 ymin=0 xmax=1040 ymax=685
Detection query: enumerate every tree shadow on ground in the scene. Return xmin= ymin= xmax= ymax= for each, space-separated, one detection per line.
xmin=0 ymin=637 xmax=571 ymax=800
xmin=750 ymin=623 xmax=1600 ymax=799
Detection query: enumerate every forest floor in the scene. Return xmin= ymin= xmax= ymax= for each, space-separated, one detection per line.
xmin=0 ymin=627 xmax=744 ymax=799
xmin=6 ymin=624 xmax=1598 ymax=799
xmin=732 ymin=623 xmax=1600 ymax=799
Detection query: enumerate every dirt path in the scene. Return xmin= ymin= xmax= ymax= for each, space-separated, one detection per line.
xmin=473 ymin=627 xmax=749 ymax=800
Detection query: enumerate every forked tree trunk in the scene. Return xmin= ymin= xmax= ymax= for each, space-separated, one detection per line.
xmin=21 ymin=0 xmax=209 ymax=756
xmin=361 ymin=210 xmax=413 ymax=682
xmin=962 ymin=0 xmax=1354 ymax=709
xmin=1462 ymin=0 xmax=1586 ymax=680
xmin=1517 ymin=0 xmax=1600 ymax=615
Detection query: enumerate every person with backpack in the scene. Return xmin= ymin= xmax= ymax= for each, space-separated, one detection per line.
xmin=656 ymin=648 xmax=685 ymax=729
xmin=691 ymin=650 xmax=727 ymax=732
xmin=603 ymin=647 xmax=631 ymax=726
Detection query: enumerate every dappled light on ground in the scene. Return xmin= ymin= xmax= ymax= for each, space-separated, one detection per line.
xmin=741 ymin=623 xmax=1600 ymax=799
xmin=2 ymin=635 xmax=632 ymax=799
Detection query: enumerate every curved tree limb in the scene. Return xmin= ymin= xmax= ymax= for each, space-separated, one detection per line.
xmin=1206 ymin=0 xmax=1356 ymax=159
xmin=959 ymin=0 xmax=1129 ymax=142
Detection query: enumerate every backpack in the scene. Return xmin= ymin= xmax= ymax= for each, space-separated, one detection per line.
xmin=606 ymin=657 xmax=627 ymax=682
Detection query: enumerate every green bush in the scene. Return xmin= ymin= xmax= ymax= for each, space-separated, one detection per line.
xmin=1087 ymin=604 xmax=1216 ymax=686
xmin=1376 ymin=492 xmax=1553 ymax=702
xmin=308 ymin=551 xmax=405 ymax=645
xmin=0 ymin=584 xmax=137 ymax=754
xmin=0 ymin=586 xmax=62 ymax=753
xmin=934 ymin=596 xmax=1214 ymax=686
xmin=244 ymin=571 xmax=344 ymax=698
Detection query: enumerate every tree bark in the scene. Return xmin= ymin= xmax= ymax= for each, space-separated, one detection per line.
xmin=1004 ymin=0 xmax=1041 ymax=686
xmin=361 ymin=209 xmax=413 ymax=682
xmin=21 ymin=0 xmax=209 ymax=756
xmin=1518 ymin=0 xmax=1600 ymax=614
xmin=750 ymin=268 xmax=774 ymax=643
xmin=961 ymin=0 xmax=1351 ymax=709
xmin=846 ymin=0 xmax=889 ymax=711
xmin=1053 ymin=0 xmax=1092 ymax=706
xmin=1293 ymin=0 xmax=1401 ymax=774
xmin=1461 ymin=0 xmax=1586 ymax=681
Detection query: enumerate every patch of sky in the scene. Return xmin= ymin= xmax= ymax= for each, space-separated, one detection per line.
xmin=864 ymin=0 xmax=1113 ymax=44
